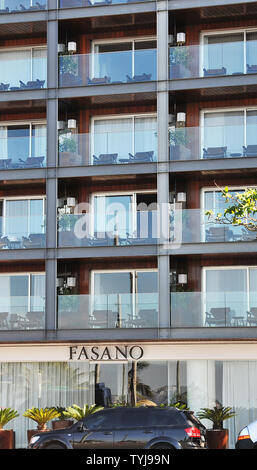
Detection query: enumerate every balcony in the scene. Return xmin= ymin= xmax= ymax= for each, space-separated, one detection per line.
xmin=0 ymin=0 xmax=46 ymax=14
xmin=170 ymin=208 xmax=257 ymax=244
xmin=169 ymin=122 xmax=257 ymax=162
xmin=0 ymin=299 xmax=45 ymax=330
xmin=59 ymin=0 xmax=149 ymax=7
xmin=169 ymin=38 xmax=257 ymax=81
xmin=58 ymin=293 xmax=158 ymax=329
xmin=59 ymin=48 xmax=156 ymax=88
xmin=58 ymin=210 xmax=158 ymax=247
xmin=170 ymin=291 xmax=257 ymax=328
xmin=58 ymin=126 xmax=157 ymax=167
xmin=0 ymin=215 xmax=46 ymax=249
xmin=0 ymin=48 xmax=47 ymax=93
xmin=0 ymin=134 xmax=47 ymax=170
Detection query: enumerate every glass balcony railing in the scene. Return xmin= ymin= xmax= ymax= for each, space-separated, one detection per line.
xmin=0 ymin=216 xmax=46 ymax=249
xmin=169 ymin=124 xmax=257 ymax=161
xmin=58 ymin=293 xmax=159 ymax=329
xmin=0 ymin=298 xmax=45 ymax=330
xmin=0 ymin=55 xmax=47 ymax=92
xmin=59 ymin=49 xmax=157 ymax=88
xmin=0 ymin=0 xmax=46 ymax=13
xmin=169 ymin=42 xmax=257 ymax=80
xmin=59 ymin=0 xmax=149 ymax=8
xmin=58 ymin=131 xmax=157 ymax=167
xmin=0 ymin=135 xmax=47 ymax=169
xmin=170 ymin=291 xmax=257 ymax=328
xmin=170 ymin=208 xmax=257 ymax=244
xmin=57 ymin=211 xmax=158 ymax=247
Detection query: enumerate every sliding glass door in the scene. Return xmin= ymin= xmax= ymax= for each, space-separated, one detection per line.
xmin=2 ymin=198 xmax=45 ymax=240
xmin=0 ymin=47 xmax=47 ymax=89
xmin=0 ymin=273 xmax=45 ymax=315
xmin=94 ymin=194 xmax=133 ymax=240
xmin=204 ymin=267 xmax=257 ymax=325
xmin=0 ymin=122 xmax=46 ymax=166
xmin=92 ymin=115 xmax=157 ymax=163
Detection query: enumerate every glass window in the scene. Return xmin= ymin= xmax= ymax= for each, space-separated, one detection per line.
xmin=93 ymin=118 xmax=133 ymax=162
xmin=203 ymin=111 xmax=244 ymax=156
xmin=93 ymin=42 xmax=132 ymax=83
xmin=94 ymin=194 xmax=133 ymax=238
xmin=117 ymin=409 xmax=149 ymax=428
xmin=84 ymin=411 xmax=114 ymax=430
xmin=246 ymin=32 xmax=257 ymax=71
xmin=149 ymin=409 xmax=186 ymax=426
xmin=203 ymin=33 xmax=244 ymax=75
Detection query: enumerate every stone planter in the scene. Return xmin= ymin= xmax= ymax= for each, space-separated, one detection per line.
xmin=206 ymin=429 xmax=229 ymax=449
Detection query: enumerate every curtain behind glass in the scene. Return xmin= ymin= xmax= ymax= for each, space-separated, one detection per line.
xmin=0 ymin=49 xmax=31 ymax=87
xmin=29 ymin=199 xmax=44 ymax=235
xmin=32 ymin=48 xmax=47 ymax=85
xmin=203 ymin=111 xmax=244 ymax=155
xmin=5 ymin=200 xmax=28 ymax=238
xmin=203 ymin=33 xmax=244 ymax=75
xmin=134 ymin=117 xmax=157 ymax=159
xmin=0 ymin=361 xmax=90 ymax=448
xmin=32 ymin=124 xmax=47 ymax=161
xmin=0 ymin=126 xmax=7 ymax=159
xmin=30 ymin=274 xmax=45 ymax=312
xmin=246 ymin=32 xmax=257 ymax=69
xmin=93 ymin=43 xmax=132 ymax=82
xmin=205 ymin=269 xmax=248 ymax=321
xmin=93 ymin=271 xmax=133 ymax=320
xmin=246 ymin=110 xmax=257 ymax=146
xmin=223 ymin=361 xmax=257 ymax=448
xmin=93 ymin=118 xmax=132 ymax=161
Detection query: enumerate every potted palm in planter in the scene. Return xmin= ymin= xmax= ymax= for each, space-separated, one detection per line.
xmin=197 ymin=406 xmax=236 ymax=449
xmin=63 ymin=404 xmax=104 ymax=422
xmin=0 ymin=408 xmax=19 ymax=449
xmin=23 ymin=407 xmax=60 ymax=444
xmin=58 ymin=135 xmax=82 ymax=167
xmin=51 ymin=407 xmax=74 ymax=430
xmin=59 ymin=54 xmax=82 ymax=87
xmin=169 ymin=45 xmax=191 ymax=79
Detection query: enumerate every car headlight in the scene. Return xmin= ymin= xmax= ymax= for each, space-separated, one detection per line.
xmin=30 ymin=435 xmax=41 ymax=445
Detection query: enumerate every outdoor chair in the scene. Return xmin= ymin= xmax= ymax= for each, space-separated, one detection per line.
xmin=87 ymin=76 xmax=111 ymax=85
xmin=0 ymin=312 xmax=8 ymax=329
xmin=0 ymin=82 xmax=9 ymax=91
xmin=247 ymin=64 xmax=257 ymax=74
xmin=18 ymin=156 xmax=45 ymax=168
xmin=137 ymin=309 xmax=157 ymax=327
xmin=0 ymin=8 xmax=9 ymax=13
xmin=89 ymin=310 xmax=112 ymax=328
xmin=22 ymin=233 xmax=46 ymax=249
xmin=0 ymin=237 xmax=8 ymax=249
xmin=9 ymin=313 xmax=27 ymax=330
xmin=0 ymin=159 xmax=12 ymax=169
xmin=247 ymin=308 xmax=257 ymax=326
xmin=205 ymin=226 xmax=234 ymax=242
xmin=128 ymin=151 xmax=154 ymax=162
xmin=205 ymin=307 xmax=232 ymax=326
xmin=19 ymin=79 xmax=45 ymax=90
xmin=93 ymin=153 xmax=118 ymax=165
xmin=203 ymin=67 xmax=227 ymax=77
xmin=26 ymin=311 xmax=44 ymax=329
xmin=203 ymin=146 xmax=227 ymax=159
xmin=243 ymin=145 xmax=257 ymax=157
xmin=126 ymin=73 xmax=152 ymax=82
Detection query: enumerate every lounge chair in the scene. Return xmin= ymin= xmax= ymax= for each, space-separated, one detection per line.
xmin=128 ymin=151 xmax=154 ymax=162
xmin=205 ymin=307 xmax=232 ymax=326
xmin=0 ymin=83 xmax=9 ymax=91
xmin=0 ymin=8 xmax=9 ymax=13
xmin=203 ymin=67 xmax=227 ymax=77
xmin=18 ymin=156 xmax=45 ymax=167
xmin=243 ymin=145 xmax=257 ymax=157
xmin=93 ymin=153 xmax=118 ymax=165
xmin=26 ymin=311 xmax=44 ymax=329
xmin=205 ymin=226 xmax=234 ymax=242
xmin=203 ymin=146 xmax=227 ymax=159
xmin=22 ymin=233 xmax=46 ymax=249
xmin=247 ymin=64 xmax=257 ymax=74
xmin=126 ymin=73 xmax=152 ymax=82
xmin=0 ymin=312 xmax=8 ymax=329
xmin=19 ymin=79 xmax=45 ymax=89
xmin=0 ymin=159 xmax=12 ymax=169
xmin=87 ymin=76 xmax=111 ymax=85
xmin=247 ymin=308 xmax=257 ymax=326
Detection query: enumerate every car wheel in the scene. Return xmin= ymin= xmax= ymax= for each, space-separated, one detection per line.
xmin=44 ymin=443 xmax=65 ymax=449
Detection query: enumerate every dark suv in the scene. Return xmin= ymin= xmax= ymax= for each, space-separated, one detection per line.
xmin=28 ymin=406 xmax=206 ymax=449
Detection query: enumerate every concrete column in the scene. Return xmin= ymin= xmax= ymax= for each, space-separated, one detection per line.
xmin=157 ymin=0 xmax=170 ymax=333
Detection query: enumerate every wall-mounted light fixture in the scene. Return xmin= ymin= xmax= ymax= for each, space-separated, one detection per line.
xmin=67 ymin=42 xmax=77 ymax=53
xmin=178 ymin=274 xmax=187 ymax=285
xmin=176 ymin=192 xmax=187 ymax=203
xmin=67 ymin=119 xmax=77 ymax=130
xmin=176 ymin=32 xmax=186 ymax=46
xmin=176 ymin=112 xmax=186 ymax=127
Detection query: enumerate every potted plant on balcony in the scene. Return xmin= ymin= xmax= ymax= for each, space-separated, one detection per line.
xmin=197 ymin=405 xmax=236 ymax=449
xmin=59 ymin=135 xmax=82 ymax=167
xmin=51 ymin=407 xmax=74 ymax=430
xmin=58 ymin=212 xmax=80 ymax=247
xmin=169 ymin=127 xmax=191 ymax=161
xmin=59 ymin=54 xmax=82 ymax=87
xmin=0 ymin=408 xmax=19 ymax=449
xmin=23 ymin=407 xmax=60 ymax=444
xmin=169 ymin=45 xmax=191 ymax=79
